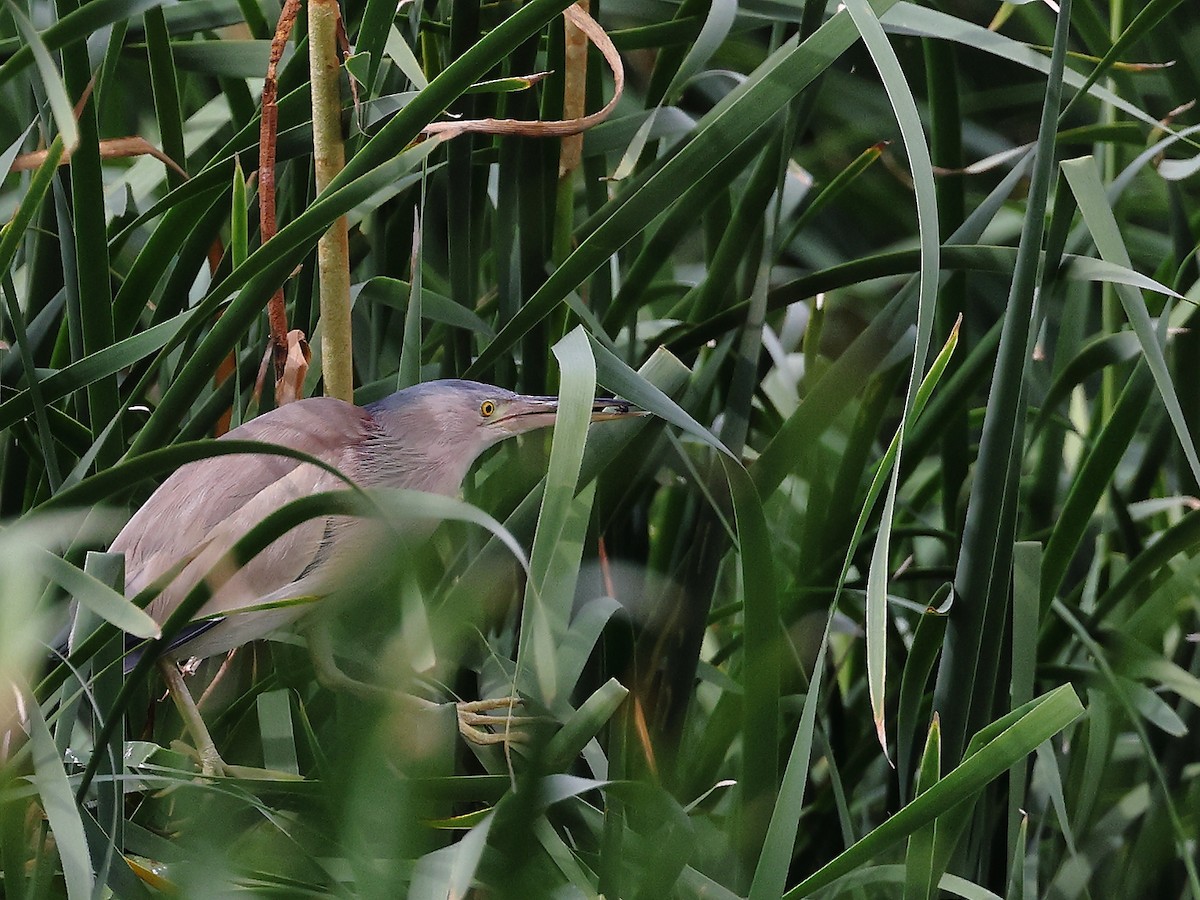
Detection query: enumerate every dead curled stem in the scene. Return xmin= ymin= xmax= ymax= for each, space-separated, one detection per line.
xmin=8 ymin=137 xmax=188 ymax=177
xmin=421 ymin=3 xmax=623 ymax=141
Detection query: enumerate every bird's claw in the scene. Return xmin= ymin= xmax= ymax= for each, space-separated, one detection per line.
xmin=171 ymin=739 xmax=230 ymax=778
xmin=455 ymin=697 xmax=536 ymax=747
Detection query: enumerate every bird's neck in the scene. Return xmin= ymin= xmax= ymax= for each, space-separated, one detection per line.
xmin=355 ymin=418 xmax=479 ymax=496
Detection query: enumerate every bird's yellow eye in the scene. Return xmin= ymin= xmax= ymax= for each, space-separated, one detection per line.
xmin=480 ymin=400 xmax=496 ymax=418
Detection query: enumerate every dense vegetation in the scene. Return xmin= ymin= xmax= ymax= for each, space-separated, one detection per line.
xmin=2 ymin=0 xmax=1199 ymax=895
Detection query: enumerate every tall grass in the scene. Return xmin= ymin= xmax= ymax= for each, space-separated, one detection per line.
xmin=2 ymin=0 xmax=1199 ymax=896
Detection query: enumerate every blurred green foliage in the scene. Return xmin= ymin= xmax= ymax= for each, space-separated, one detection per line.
xmin=2 ymin=0 xmax=1200 ymax=895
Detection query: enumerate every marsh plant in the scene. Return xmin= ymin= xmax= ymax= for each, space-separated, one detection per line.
xmin=1 ymin=0 xmax=1199 ymax=896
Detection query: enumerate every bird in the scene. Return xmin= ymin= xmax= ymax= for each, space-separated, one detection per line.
xmin=111 ymin=379 xmax=639 ymax=774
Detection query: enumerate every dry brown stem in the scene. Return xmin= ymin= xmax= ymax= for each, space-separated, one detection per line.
xmin=422 ymin=3 xmax=622 ymax=141
xmin=9 ymin=136 xmax=187 ymax=178
xmin=261 ymin=0 xmax=303 ymax=389
xmin=558 ymin=0 xmax=590 ymax=179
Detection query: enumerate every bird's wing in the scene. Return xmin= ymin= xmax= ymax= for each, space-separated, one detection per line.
xmin=114 ymin=397 xmax=375 ymax=607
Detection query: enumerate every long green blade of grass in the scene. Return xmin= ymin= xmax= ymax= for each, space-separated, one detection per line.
xmin=785 ymin=685 xmax=1085 ymax=897
xmin=933 ymin=0 xmax=1074 ymax=761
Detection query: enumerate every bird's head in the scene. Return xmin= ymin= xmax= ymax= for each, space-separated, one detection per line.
xmin=365 ymin=380 xmax=641 ymax=488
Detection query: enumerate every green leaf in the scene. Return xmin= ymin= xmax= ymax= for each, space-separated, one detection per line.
xmin=784 ymin=685 xmax=1085 ymax=897
xmin=256 ymin=690 xmax=300 ymax=775
xmin=0 ymin=0 xmax=166 ymax=86
xmin=661 ymin=0 xmax=737 ymax=102
xmin=466 ymin=0 xmax=903 ymax=377
xmin=32 ymin=549 xmax=159 ymax=639
xmin=0 ymin=310 xmax=197 ymax=435
xmin=903 ymin=713 xmax=941 ymax=900
xmin=885 ymin=2 xmax=1187 ymax=136
xmin=932 ymin=0 xmax=1073 ymax=760
xmin=845 ymin=321 xmax=960 ymax=756
xmin=749 ymin=615 xmax=831 ymax=900
xmin=1041 ymin=359 xmax=1153 ymax=604
xmin=2 ymin=0 xmax=79 ymax=150
xmin=1060 ymin=155 xmax=1200 ymax=484
xmin=27 ymin=691 xmax=94 ymax=899
xmin=545 ymin=678 xmax=629 ymax=770
xmin=516 ymin=327 xmax=597 ymax=707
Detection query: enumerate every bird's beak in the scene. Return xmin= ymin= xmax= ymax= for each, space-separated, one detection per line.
xmin=587 ymin=397 xmax=643 ymax=422
xmin=492 ymin=395 xmax=644 ymax=431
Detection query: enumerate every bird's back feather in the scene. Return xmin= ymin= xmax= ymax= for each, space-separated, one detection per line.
xmin=113 ymin=397 xmax=376 ymax=657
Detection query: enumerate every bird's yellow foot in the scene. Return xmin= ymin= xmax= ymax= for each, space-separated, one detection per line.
xmin=455 ymin=697 xmax=536 ymax=746
xmin=170 ymin=739 xmax=230 ymax=778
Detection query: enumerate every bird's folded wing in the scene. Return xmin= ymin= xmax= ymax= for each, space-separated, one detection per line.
xmin=114 ymin=398 xmax=374 ymax=598
xmin=139 ymin=461 xmax=360 ymax=625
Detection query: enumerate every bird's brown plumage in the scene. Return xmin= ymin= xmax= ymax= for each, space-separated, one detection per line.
xmin=112 ymin=380 xmax=636 ymax=662
xmin=113 ymin=398 xmax=379 ymax=659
